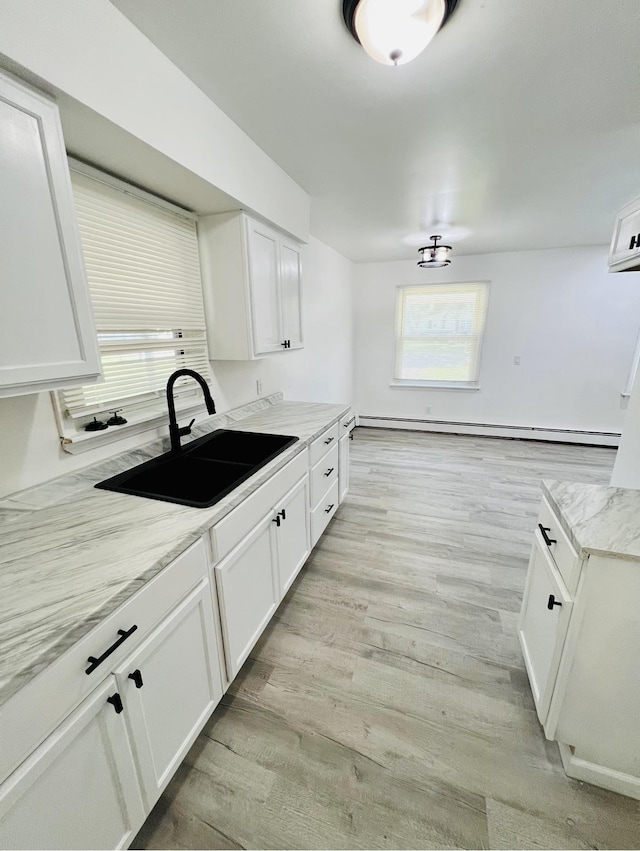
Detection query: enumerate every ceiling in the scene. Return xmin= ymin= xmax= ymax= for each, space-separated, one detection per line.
xmin=110 ymin=0 xmax=640 ymax=262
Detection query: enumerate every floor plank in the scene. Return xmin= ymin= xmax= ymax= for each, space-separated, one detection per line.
xmin=133 ymin=429 xmax=640 ymax=850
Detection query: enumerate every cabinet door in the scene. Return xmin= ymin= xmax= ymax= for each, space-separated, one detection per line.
xmin=115 ymin=578 xmax=223 ymax=810
xmin=279 ymin=239 xmax=303 ymax=349
xmin=339 ymin=433 xmax=350 ymax=503
xmin=609 ymin=197 xmax=640 ymax=271
xmin=215 ymin=514 xmax=279 ymax=679
xmin=0 ymin=677 xmax=145 ymax=850
xmin=274 ymin=476 xmax=310 ymax=598
xmin=246 ymin=220 xmax=283 ymax=355
xmin=0 ymin=71 xmax=101 ymax=398
xmin=519 ymin=532 xmax=573 ymax=726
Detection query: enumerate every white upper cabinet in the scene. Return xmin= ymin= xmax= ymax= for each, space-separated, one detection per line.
xmin=0 ymin=71 xmax=101 ymax=397
xmin=199 ymin=212 xmax=303 ymax=359
xmin=609 ymin=195 xmax=640 ymax=272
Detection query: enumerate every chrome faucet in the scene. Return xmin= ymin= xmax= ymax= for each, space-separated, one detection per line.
xmin=166 ymin=369 xmax=216 ymax=451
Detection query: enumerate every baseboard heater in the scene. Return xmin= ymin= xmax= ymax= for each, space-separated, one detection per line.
xmin=357 ymin=416 xmax=620 ymax=447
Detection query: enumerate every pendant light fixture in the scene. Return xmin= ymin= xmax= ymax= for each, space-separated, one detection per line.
xmin=417 ymin=235 xmax=452 ymax=268
xmin=343 ymin=0 xmax=458 ymax=66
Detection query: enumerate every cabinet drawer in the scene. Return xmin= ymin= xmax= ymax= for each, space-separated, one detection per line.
xmin=310 ymin=480 xmax=340 ymax=548
xmin=339 ymin=410 xmax=355 ymax=434
xmin=519 ymin=533 xmax=573 ymax=726
xmin=537 ymin=497 xmax=580 ymax=592
xmin=0 ymin=538 xmax=208 ymax=783
xmin=211 ymin=450 xmax=308 ymax=562
xmin=310 ymin=443 xmax=339 ymax=508
xmin=309 ymin=423 xmax=340 ymax=467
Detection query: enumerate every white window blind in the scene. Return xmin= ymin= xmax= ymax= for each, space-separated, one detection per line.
xmin=394 ymin=282 xmax=489 ymax=386
xmin=61 ymin=170 xmax=210 ymax=419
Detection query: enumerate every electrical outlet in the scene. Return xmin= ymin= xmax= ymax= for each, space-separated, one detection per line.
xmin=256 ymin=379 xmax=262 ymax=396
xmin=514 ymin=356 xmax=521 ymax=366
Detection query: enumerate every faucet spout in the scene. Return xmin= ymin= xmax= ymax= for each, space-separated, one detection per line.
xmin=166 ymin=369 xmax=216 ymax=451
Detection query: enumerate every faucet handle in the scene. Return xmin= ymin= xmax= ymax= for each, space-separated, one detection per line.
xmin=178 ymin=418 xmax=196 ymax=438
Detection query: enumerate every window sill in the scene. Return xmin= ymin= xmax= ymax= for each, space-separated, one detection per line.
xmin=56 ymin=398 xmax=207 ymax=454
xmin=389 ymin=381 xmax=481 ymax=391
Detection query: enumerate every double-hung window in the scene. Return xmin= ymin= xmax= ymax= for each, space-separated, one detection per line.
xmin=394 ymin=282 xmax=489 ymax=387
xmin=55 ymin=163 xmax=211 ymax=448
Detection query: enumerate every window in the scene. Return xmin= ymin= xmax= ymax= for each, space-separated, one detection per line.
xmin=56 ymin=164 xmax=211 ymax=443
xmin=394 ymin=282 xmax=489 ymax=387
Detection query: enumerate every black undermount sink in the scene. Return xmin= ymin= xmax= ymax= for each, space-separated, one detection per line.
xmin=95 ymin=429 xmax=299 ymax=508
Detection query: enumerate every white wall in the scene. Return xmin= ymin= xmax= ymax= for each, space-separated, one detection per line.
xmin=611 ymin=368 xmax=640 ymax=488
xmin=0 ymin=0 xmax=309 ymax=240
xmin=0 ymin=236 xmax=353 ymax=499
xmin=353 ymin=246 xmax=640 ymax=435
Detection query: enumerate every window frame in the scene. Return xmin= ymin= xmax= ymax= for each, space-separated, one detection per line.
xmin=392 ymin=280 xmax=490 ymax=390
xmin=53 ymin=159 xmax=212 ymax=453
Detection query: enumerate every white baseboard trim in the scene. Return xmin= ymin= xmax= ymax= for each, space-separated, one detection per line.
xmin=357 ymin=416 xmax=620 ymax=447
xmin=558 ymin=742 xmax=640 ymax=800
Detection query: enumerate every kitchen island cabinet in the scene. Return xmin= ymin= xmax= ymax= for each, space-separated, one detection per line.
xmin=519 ymin=481 xmax=640 ymax=799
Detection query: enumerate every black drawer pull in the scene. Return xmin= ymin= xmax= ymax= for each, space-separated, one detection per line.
xmin=324 ymin=503 xmax=335 ymax=514
xmin=547 ymin=594 xmax=562 ymax=610
xmin=538 ymin=524 xmax=557 ymax=547
xmin=107 ymin=692 xmax=123 ymax=714
xmin=324 ymin=437 xmax=334 ymax=445
xmin=349 ymin=432 xmax=354 ymax=441
xmin=324 ymin=467 xmax=334 ymax=477
xmin=128 ymin=669 xmax=144 ymax=689
xmin=279 ymin=509 xmax=286 ymax=521
xmin=344 ymin=418 xmax=355 ymax=428
xmin=86 ymin=625 xmax=138 ymax=675
xmin=272 ymin=515 xmax=281 ymax=527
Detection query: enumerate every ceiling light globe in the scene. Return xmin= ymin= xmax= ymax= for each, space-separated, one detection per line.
xmin=354 ymin=0 xmax=446 ymax=66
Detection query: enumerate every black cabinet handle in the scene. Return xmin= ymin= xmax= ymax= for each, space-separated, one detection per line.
xmin=107 ymin=693 xmax=123 ymax=714
xmin=324 ymin=467 xmax=334 ymax=477
xmin=86 ymin=625 xmax=138 ymax=675
xmin=324 ymin=437 xmax=334 ymax=445
xmin=547 ymin=594 xmax=562 ymax=610
xmin=272 ymin=515 xmax=281 ymax=527
xmin=128 ymin=669 xmax=144 ymax=689
xmin=349 ymin=432 xmax=354 ymax=441
xmin=629 ymin=233 xmax=640 ymax=251
xmin=279 ymin=509 xmax=286 ymax=521
xmin=280 ymin=341 xmax=288 ymax=348
xmin=538 ymin=524 xmax=557 ymax=547
xmin=324 ymin=503 xmax=335 ymax=514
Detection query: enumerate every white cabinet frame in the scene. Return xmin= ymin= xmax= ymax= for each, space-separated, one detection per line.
xmin=0 ymin=70 xmax=101 ymax=397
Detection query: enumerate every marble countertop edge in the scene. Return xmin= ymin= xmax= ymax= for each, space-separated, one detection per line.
xmin=542 ymin=479 xmax=640 ymax=563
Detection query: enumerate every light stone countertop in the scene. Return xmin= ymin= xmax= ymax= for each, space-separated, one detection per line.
xmin=0 ymin=395 xmax=350 ymax=707
xmin=543 ymin=479 xmax=640 ymax=562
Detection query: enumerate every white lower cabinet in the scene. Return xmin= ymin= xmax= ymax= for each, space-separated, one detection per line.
xmin=518 ymin=531 xmax=573 ymax=721
xmin=214 ymin=513 xmax=280 ymax=681
xmin=0 ymin=677 xmax=145 ymax=850
xmin=214 ymin=472 xmax=311 ymax=680
xmin=115 ymin=578 xmax=223 ymax=809
xmin=275 ymin=476 xmax=311 ymax=598
xmin=520 ymin=495 xmax=640 ymax=800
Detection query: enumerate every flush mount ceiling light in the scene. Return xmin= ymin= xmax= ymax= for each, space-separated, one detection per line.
xmin=417 ymin=235 xmax=452 ymax=268
xmin=343 ymin=0 xmax=458 ymax=66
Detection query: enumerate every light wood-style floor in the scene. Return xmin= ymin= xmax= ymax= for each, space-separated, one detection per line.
xmin=134 ymin=429 xmax=640 ymax=850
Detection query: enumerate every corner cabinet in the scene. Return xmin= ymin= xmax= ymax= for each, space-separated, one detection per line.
xmin=609 ymin=195 xmax=640 ymax=272
xmin=198 ymin=212 xmax=303 ymax=359
xmin=0 ymin=70 xmax=101 ymax=397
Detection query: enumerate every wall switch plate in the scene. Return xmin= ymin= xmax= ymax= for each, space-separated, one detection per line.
xmin=514 ymin=356 xmax=521 ymax=365
xmin=256 ymin=379 xmax=262 ymax=395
